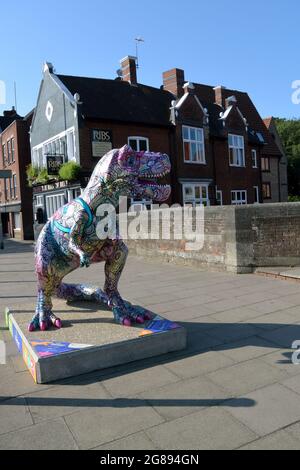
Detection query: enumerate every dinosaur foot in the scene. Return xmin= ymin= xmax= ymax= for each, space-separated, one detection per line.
xmin=28 ymin=312 xmax=62 ymax=332
xmin=112 ymin=302 xmax=154 ymax=327
xmin=124 ymin=302 xmax=154 ymax=324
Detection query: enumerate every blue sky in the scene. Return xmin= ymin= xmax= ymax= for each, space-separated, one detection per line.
xmin=0 ymin=0 xmax=299 ymax=119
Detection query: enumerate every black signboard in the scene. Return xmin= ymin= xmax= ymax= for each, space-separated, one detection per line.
xmin=47 ymin=155 xmax=64 ymax=175
xmin=91 ymin=129 xmax=113 ymax=158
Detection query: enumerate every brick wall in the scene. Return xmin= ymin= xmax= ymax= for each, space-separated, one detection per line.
xmin=124 ymin=203 xmax=300 ymax=273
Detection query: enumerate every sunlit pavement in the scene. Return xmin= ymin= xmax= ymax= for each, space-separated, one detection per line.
xmin=1 ymin=239 xmax=300 ymax=450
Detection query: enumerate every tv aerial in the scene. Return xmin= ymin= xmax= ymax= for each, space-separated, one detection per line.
xmin=135 ymin=37 xmax=145 ymax=69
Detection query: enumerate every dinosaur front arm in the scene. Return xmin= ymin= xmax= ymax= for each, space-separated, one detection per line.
xmin=68 ymin=211 xmax=90 ymax=267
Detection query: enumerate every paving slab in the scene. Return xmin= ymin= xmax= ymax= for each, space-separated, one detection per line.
xmin=207 ymin=358 xmax=287 ymax=396
xmin=0 ymin=417 xmax=78 ymax=450
xmin=93 ymin=431 xmax=156 ymax=450
xmin=145 ymin=407 xmax=257 ymax=450
xmin=4 ymin=299 xmax=187 ymax=384
xmin=64 ymin=401 xmax=164 ymax=449
xmin=226 ymin=384 xmax=300 ymax=437
xmin=240 ymin=430 xmax=300 ymax=450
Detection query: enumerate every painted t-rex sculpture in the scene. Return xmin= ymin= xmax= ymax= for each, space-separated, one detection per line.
xmin=29 ymin=145 xmax=171 ymax=332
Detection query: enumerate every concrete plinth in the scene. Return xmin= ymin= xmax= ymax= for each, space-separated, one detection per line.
xmin=4 ymin=299 xmax=187 ymax=384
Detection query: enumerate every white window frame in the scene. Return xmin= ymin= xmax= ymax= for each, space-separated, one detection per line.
xmin=182 ymin=126 xmax=206 ymax=164
xmin=32 ymin=126 xmax=76 ymax=167
xmin=228 ymin=134 xmax=245 ymax=167
xmin=216 ymin=188 xmax=223 ymax=206
xmin=182 ymin=183 xmax=210 ymax=206
xmin=251 ymin=149 xmax=258 ymax=168
xmin=128 ymin=136 xmax=149 ymax=152
xmin=12 ymin=174 xmax=17 ymax=199
xmin=253 ymin=186 xmax=259 ymax=204
xmin=231 ymin=190 xmax=247 ymax=205
xmin=36 ymin=195 xmax=44 ymax=207
xmin=45 ymin=193 xmax=66 ymax=219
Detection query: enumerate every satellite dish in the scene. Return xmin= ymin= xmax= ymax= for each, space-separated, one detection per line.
xmin=116 ymin=69 xmax=122 ymax=77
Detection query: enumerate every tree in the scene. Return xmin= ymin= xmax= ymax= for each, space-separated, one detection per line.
xmin=275 ymin=118 xmax=300 ymax=197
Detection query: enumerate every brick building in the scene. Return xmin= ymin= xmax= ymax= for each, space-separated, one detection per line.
xmin=29 ymin=57 xmax=285 ymax=235
xmin=0 ymin=108 xmax=34 ymax=240
xmin=262 ymin=117 xmax=288 ymax=203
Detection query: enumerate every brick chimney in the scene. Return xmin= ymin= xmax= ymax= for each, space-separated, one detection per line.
xmin=120 ymin=56 xmax=137 ymax=85
xmin=3 ymin=106 xmax=17 ymax=117
xmin=213 ymin=85 xmax=227 ymax=107
xmin=163 ymin=68 xmax=185 ymax=97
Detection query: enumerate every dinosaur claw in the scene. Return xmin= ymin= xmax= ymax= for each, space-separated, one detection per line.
xmin=40 ymin=321 xmax=48 ymax=331
xmin=55 ymin=319 xmax=62 ymax=329
xmin=143 ymin=312 xmax=153 ymax=321
xmin=123 ymin=317 xmax=132 ymax=327
xmin=136 ymin=315 xmax=145 ymax=324
xmin=28 ymin=322 xmax=36 ymax=332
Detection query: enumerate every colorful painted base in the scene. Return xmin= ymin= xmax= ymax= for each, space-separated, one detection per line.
xmin=4 ymin=299 xmax=187 ymax=383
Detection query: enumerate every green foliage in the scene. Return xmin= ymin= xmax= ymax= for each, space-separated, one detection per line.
xmin=36 ymin=168 xmax=50 ymax=185
xmin=26 ymin=164 xmax=39 ymax=187
xmin=275 ymin=118 xmax=300 ymax=197
xmin=58 ymin=161 xmax=81 ymax=181
xmin=288 ymin=195 xmax=300 ymax=202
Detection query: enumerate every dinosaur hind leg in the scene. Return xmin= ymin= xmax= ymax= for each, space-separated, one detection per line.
xmin=29 ymin=273 xmax=62 ymax=332
xmin=55 ymin=283 xmax=108 ymax=304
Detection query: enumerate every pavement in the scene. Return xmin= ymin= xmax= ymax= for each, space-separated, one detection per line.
xmin=1 ymin=239 xmax=300 ymax=449
xmin=256 ymin=266 xmax=300 ymax=281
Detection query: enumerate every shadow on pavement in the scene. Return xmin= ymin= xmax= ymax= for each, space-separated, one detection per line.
xmin=0 ymin=396 xmax=255 ymax=408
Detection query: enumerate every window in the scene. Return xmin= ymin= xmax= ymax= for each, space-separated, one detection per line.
xmin=11 ymin=139 xmax=15 ymax=162
xmin=130 ymin=199 xmax=152 ymax=212
xmin=128 ymin=137 xmax=149 ymax=152
xmin=46 ymin=193 xmax=66 ymax=218
xmin=252 ymin=149 xmax=257 ymax=168
xmin=14 ymin=213 xmax=21 ymax=229
xmin=182 ymin=126 xmax=205 ymax=164
xmin=2 ymin=144 xmax=6 ymax=165
xmin=12 ymin=174 xmax=17 ymax=199
xmin=216 ymin=188 xmax=223 ymax=206
xmin=182 ymin=183 xmax=210 ymax=206
xmin=262 ymin=183 xmax=271 ymax=199
xmin=254 ymin=186 xmax=259 ymax=204
xmin=7 ymin=140 xmax=11 ymax=164
xmin=231 ymin=190 xmax=247 ymax=205
xmin=9 ymin=177 xmax=13 ymax=199
xmin=229 ymin=134 xmax=245 ymax=167
xmin=4 ymin=178 xmax=9 ymax=200
xmin=261 ymin=157 xmax=270 ymax=172
xmin=36 ymin=195 xmax=44 ymax=207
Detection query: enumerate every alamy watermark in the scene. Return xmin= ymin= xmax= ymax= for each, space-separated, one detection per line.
xmin=292 ymin=340 xmax=300 ymax=365
xmin=291 ymin=80 xmax=300 ymax=105
xmin=0 ymin=80 xmax=6 ymax=105
xmin=95 ymin=197 xmax=205 ymax=251
xmin=0 ymin=341 xmax=6 ymax=365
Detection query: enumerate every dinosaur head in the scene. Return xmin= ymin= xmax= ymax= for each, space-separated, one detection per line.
xmin=84 ymin=145 xmax=171 ymax=204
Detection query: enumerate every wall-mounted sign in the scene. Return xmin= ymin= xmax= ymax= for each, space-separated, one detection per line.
xmin=91 ymin=129 xmax=113 ymax=158
xmin=47 ymin=155 xmax=64 ymax=175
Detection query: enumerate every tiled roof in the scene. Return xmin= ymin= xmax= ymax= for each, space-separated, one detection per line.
xmin=57 ymin=75 xmax=174 ymax=127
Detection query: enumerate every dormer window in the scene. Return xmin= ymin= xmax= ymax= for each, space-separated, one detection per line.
xmin=182 ymin=126 xmax=205 ymax=164
xmin=228 ymin=134 xmax=245 ymax=167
